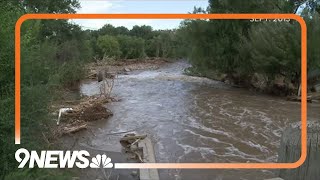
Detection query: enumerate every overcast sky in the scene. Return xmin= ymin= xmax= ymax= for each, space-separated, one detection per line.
xmin=71 ymin=0 xmax=208 ymax=30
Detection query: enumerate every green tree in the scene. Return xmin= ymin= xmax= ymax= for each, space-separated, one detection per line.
xmin=179 ymin=0 xmax=297 ymax=83
xmin=146 ymin=36 xmax=161 ymax=57
xmin=307 ymin=14 xmax=320 ymax=70
xmin=117 ymin=35 xmax=146 ymax=59
xmin=98 ymin=24 xmax=118 ymax=36
xmin=115 ymin=26 xmax=130 ymax=35
xmin=97 ymin=35 xmax=121 ymax=58
xmin=0 ymin=0 xmax=91 ymax=178
xmin=22 ymin=0 xmax=80 ymax=13
xmin=248 ymin=21 xmax=301 ymax=83
xmin=0 ymin=2 xmax=24 ymax=176
xmin=130 ymin=25 xmax=154 ymax=39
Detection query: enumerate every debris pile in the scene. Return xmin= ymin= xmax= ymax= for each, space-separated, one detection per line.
xmin=64 ymin=96 xmax=114 ymax=122
xmin=86 ymin=58 xmax=168 ymax=78
xmin=120 ymin=133 xmax=147 ymax=162
xmin=54 ymin=96 xmax=117 ymax=137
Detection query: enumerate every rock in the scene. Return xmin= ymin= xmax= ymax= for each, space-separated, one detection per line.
xmin=124 ymin=67 xmax=131 ymax=72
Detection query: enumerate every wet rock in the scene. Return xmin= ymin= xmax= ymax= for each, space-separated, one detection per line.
xmin=124 ymin=67 xmax=131 ymax=72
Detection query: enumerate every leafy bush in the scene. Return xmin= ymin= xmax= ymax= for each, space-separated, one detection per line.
xmin=130 ymin=25 xmax=154 ymax=39
xmin=178 ymin=0 xmax=320 ymax=94
xmin=117 ymin=35 xmax=146 ymax=59
xmin=97 ymin=35 xmax=121 ymax=58
xmin=58 ymin=61 xmax=85 ymax=88
xmin=56 ymin=40 xmax=81 ymax=62
xmin=0 ymin=1 xmax=90 ymax=178
xmin=247 ymin=21 xmax=301 ymax=83
xmin=5 ymin=169 xmax=72 ymax=180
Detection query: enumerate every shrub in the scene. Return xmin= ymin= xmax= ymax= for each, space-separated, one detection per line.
xmin=117 ymin=35 xmax=146 ymax=59
xmin=97 ymin=35 xmax=121 ymax=58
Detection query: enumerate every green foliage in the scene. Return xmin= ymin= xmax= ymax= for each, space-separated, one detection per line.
xmin=56 ymin=40 xmax=81 ymax=62
xmin=145 ymin=31 xmax=179 ymax=58
xmin=58 ymin=61 xmax=85 ymax=87
xmin=307 ymin=15 xmax=320 ymax=70
xmin=145 ymin=36 xmax=161 ymax=57
xmin=5 ymin=169 xmax=72 ymax=180
xmin=0 ymin=98 xmax=15 ymax=177
xmin=22 ymin=0 xmax=80 ymax=13
xmin=130 ymin=25 xmax=154 ymax=39
xmin=209 ymin=0 xmax=294 ymax=13
xmin=92 ymin=24 xmax=181 ymax=60
xmin=248 ymin=22 xmax=301 ymax=81
xmin=0 ymin=1 xmax=24 ymax=177
xmin=99 ymin=24 xmax=130 ymax=36
xmin=178 ymin=19 xmax=220 ymax=73
xmin=0 ymin=0 xmax=89 ymax=178
xmin=158 ymin=31 xmax=178 ymax=58
xmin=117 ymin=35 xmax=146 ymax=59
xmin=3 ymin=1 xmax=319 ymax=179
xmin=97 ymin=35 xmax=121 ymax=58
xmin=178 ymin=0 xmax=320 ymax=93
xmin=0 ymin=1 xmax=23 ymax=97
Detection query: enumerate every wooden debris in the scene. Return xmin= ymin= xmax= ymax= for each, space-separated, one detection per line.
xmin=52 ymin=95 xmax=115 ymax=137
xmin=63 ymin=96 xmax=113 ymax=122
xmin=287 ymin=95 xmax=312 ymax=102
xmin=120 ymin=135 xmax=147 ymax=143
xmin=62 ymin=124 xmax=87 ymax=135
xmin=120 ymin=133 xmax=146 ymax=162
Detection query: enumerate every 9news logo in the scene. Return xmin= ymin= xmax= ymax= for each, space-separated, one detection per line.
xmin=15 ymin=148 xmax=113 ymax=169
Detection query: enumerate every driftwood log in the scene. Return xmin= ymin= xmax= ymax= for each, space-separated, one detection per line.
xmin=277 ymin=123 xmax=320 ymax=180
xmin=61 ymin=124 xmax=87 ymax=135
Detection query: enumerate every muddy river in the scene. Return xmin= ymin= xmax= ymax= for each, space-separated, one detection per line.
xmin=80 ymin=61 xmax=320 ymax=180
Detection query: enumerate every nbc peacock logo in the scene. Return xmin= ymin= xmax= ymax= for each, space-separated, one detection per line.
xmin=15 ymin=148 xmax=114 ymax=169
xmin=90 ymin=154 xmax=113 ymax=168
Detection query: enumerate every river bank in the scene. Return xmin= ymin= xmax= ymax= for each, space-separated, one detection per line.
xmin=184 ymin=66 xmax=320 ymax=103
xmin=46 ymin=59 xmax=169 ymax=180
xmin=80 ymin=60 xmax=320 ymax=179
xmin=50 ymin=60 xmax=320 ymax=180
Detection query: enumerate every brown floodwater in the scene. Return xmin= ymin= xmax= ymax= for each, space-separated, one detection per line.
xmin=80 ymin=61 xmax=320 ymax=180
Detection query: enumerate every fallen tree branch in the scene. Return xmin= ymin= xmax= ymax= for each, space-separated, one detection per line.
xmin=62 ymin=124 xmax=87 ymax=135
xmin=120 ymin=135 xmax=147 ymax=142
xmin=134 ymin=151 xmax=144 ymax=163
xmin=120 ymin=134 xmax=146 ymax=163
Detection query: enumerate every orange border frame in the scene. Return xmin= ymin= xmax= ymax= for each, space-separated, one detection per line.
xmin=15 ymin=14 xmax=307 ymax=169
